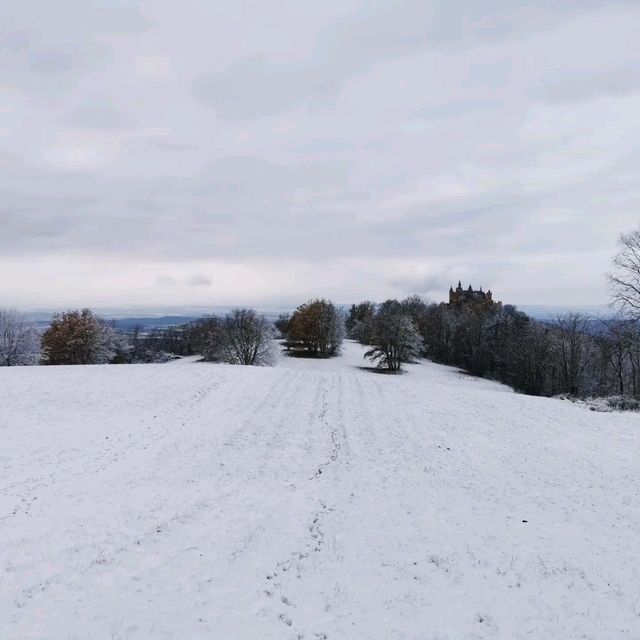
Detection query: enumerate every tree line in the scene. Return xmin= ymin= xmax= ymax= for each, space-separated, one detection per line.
xmin=1 ymin=226 xmax=640 ymax=406
xmin=344 ymin=297 xmax=640 ymax=401
xmin=0 ymin=307 xmax=277 ymax=367
xmin=0 ymin=300 xmax=346 ymax=368
xmin=1 ymin=298 xmax=639 ymax=403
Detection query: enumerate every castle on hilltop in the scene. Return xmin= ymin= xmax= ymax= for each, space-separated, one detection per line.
xmin=447 ymin=281 xmax=501 ymax=311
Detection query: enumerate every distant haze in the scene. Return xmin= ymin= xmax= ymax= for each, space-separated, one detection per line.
xmin=2 ymin=1 xmax=639 ymax=309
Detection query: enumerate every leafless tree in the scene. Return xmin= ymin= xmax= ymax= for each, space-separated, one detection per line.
xmin=0 ymin=308 xmax=41 ymax=366
xmin=552 ymin=312 xmax=594 ymax=396
xmin=594 ymin=317 xmax=640 ymax=398
xmin=609 ymin=227 xmax=640 ymax=316
xmin=221 ymin=309 xmax=275 ymax=365
xmin=201 ymin=309 xmax=275 ymax=365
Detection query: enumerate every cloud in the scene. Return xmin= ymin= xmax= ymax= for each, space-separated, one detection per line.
xmin=1 ymin=0 xmax=639 ymax=308
xmin=185 ymin=273 xmax=212 ymax=287
xmin=542 ymin=66 xmax=640 ymax=104
xmin=193 ymin=57 xmax=342 ymax=120
xmin=68 ymin=95 xmax=130 ymax=130
xmin=387 ymin=272 xmax=455 ymax=298
xmin=29 ymin=51 xmax=76 ymax=75
xmin=156 ymin=274 xmax=176 ymax=286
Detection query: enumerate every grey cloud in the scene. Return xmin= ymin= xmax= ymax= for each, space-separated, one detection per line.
xmin=387 ymin=273 xmax=454 ymax=297
xmin=158 ymin=274 xmax=213 ymax=289
xmin=185 ymin=274 xmax=212 ymax=287
xmin=0 ymin=3 xmax=150 ymax=99
xmin=68 ymin=96 xmax=130 ymax=130
xmin=542 ymin=66 xmax=640 ymax=104
xmin=127 ymin=200 xmax=165 ymax=213
xmin=193 ymin=58 xmax=341 ymax=120
xmin=2 ymin=0 xmax=640 ymax=307
xmin=156 ymin=275 xmax=177 ymax=286
xmin=193 ymin=0 xmax=624 ymax=120
xmin=29 ymin=51 xmax=76 ymax=75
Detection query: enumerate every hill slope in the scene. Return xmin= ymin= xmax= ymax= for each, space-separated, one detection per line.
xmin=1 ymin=342 xmax=639 ymax=639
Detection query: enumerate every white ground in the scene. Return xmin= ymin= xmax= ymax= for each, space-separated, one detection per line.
xmin=1 ymin=341 xmax=639 ymax=639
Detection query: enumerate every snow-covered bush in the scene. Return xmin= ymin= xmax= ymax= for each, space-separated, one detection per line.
xmin=0 ymin=308 xmax=41 ymax=366
xmin=364 ymin=302 xmax=423 ymax=372
xmin=605 ymin=396 xmax=640 ymax=412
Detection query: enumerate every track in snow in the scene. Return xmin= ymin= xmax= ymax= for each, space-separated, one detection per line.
xmin=1 ymin=341 xmax=640 ymax=639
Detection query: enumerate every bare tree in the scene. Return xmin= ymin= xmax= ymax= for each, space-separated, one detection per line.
xmin=200 ymin=309 xmax=275 ymax=365
xmin=609 ymin=227 xmax=640 ymax=316
xmin=0 ymin=309 xmax=41 ymax=366
xmin=552 ymin=312 xmax=594 ymax=396
xmin=220 ymin=309 xmax=275 ymax=365
xmin=594 ymin=317 xmax=640 ymax=399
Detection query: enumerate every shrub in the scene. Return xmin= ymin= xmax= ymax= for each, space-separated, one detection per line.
xmin=605 ymin=396 xmax=640 ymax=412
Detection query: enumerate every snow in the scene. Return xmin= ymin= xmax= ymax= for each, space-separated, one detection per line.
xmin=1 ymin=340 xmax=639 ymax=639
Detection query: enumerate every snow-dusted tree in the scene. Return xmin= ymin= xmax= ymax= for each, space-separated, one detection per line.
xmin=364 ymin=304 xmax=423 ymax=372
xmin=274 ymin=313 xmax=291 ymax=339
xmin=609 ymin=227 xmax=640 ymax=317
xmin=42 ymin=308 xmax=128 ymax=365
xmin=346 ymin=301 xmax=376 ymax=343
xmin=96 ymin=320 xmax=131 ymax=364
xmin=0 ymin=308 xmax=41 ymax=366
xmin=287 ymin=299 xmax=345 ymax=357
xmin=218 ymin=309 xmax=275 ymax=365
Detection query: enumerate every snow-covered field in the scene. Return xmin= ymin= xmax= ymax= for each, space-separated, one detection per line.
xmin=2 ymin=341 xmax=639 ymax=639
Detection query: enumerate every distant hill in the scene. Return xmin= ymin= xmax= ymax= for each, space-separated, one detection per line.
xmin=111 ymin=316 xmax=202 ymax=331
xmin=26 ymin=313 xmax=203 ymax=331
xmin=518 ymin=304 xmax=611 ymax=320
xmin=25 ymin=309 xmax=286 ymax=331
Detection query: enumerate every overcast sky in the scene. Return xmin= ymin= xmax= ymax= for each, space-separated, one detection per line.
xmin=1 ymin=0 xmax=639 ymax=310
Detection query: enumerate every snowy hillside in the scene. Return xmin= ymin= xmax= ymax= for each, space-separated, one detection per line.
xmin=1 ymin=341 xmax=639 ymax=639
